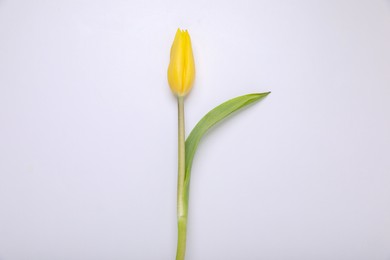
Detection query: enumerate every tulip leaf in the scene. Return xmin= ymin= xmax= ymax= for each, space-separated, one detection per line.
xmin=184 ymin=92 xmax=270 ymax=193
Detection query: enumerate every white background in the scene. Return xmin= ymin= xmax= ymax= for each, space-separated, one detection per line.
xmin=1 ymin=0 xmax=390 ymax=259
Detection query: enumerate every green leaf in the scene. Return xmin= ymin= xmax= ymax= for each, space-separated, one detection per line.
xmin=184 ymin=92 xmax=270 ymax=192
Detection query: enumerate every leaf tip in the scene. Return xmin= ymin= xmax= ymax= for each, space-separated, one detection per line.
xmin=252 ymin=91 xmax=271 ymax=99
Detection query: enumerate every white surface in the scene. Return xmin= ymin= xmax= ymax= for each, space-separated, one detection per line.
xmin=1 ymin=0 xmax=390 ymax=259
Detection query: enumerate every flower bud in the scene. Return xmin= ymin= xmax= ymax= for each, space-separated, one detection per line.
xmin=167 ymin=29 xmax=195 ymax=96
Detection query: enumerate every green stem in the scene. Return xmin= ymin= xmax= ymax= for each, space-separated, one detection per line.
xmin=176 ymin=96 xmax=187 ymax=260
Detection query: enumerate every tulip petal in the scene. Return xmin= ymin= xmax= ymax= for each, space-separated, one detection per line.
xmin=183 ymin=31 xmax=195 ymax=96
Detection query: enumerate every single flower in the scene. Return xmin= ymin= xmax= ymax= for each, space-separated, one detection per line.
xmin=166 ymin=28 xmax=270 ymax=260
xmin=167 ymin=29 xmax=195 ymax=97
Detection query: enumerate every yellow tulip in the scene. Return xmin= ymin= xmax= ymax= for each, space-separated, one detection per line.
xmin=167 ymin=29 xmax=195 ymax=97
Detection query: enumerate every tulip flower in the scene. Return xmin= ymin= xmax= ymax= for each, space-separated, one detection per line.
xmin=167 ymin=28 xmax=270 ymax=260
xmin=167 ymin=28 xmax=193 ymax=260
xmin=168 ymin=29 xmax=195 ymax=97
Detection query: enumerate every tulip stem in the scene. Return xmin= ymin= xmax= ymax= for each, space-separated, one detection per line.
xmin=176 ymin=96 xmax=187 ymax=260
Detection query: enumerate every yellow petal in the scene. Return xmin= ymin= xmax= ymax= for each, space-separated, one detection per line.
xmin=182 ymin=30 xmax=195 ymax=95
